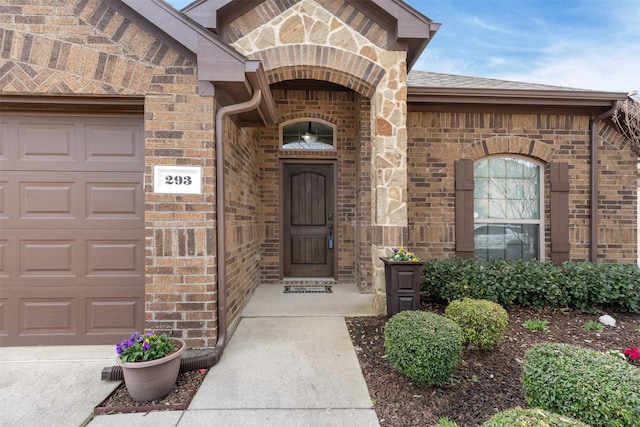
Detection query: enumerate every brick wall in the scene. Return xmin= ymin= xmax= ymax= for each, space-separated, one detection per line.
xmin=259 ymin=88 xmax=359 ymax=283
xmin=407 ymin=109 xmax=638 ymax=263
xmin=223 ymin=122 xmax=262 ymax=331
xmin=356 ymin=96 xmax=373 ymax=290
xmin=0 ymin=0 xmax=222 ymax=347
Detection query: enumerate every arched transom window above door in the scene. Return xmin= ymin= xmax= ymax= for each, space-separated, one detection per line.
xmin=280 ymin=119 xmax=335 ymax=150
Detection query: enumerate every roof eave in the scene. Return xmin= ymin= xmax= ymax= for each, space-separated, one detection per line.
xmin=407 ymin=87 xmax=628 ymax=108
xmin=102 ymin=0 xmax=275 ymax=125
xmin=366 ymin=0 xmax=440 ymax=71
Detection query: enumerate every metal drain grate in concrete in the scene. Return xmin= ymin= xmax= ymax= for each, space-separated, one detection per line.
xmin=283 ymin=285 xmax=333 ymax=294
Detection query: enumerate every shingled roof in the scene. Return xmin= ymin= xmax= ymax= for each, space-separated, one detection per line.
xmin=406 ymin=70 xmax=627 ymax=107
xmin=407 ymin=70 xmax=590 ymax=92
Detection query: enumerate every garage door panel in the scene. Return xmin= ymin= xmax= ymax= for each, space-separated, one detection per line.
xmin=86 ymin=178 xmax=143 ymax=221
xmin=21 ymin=181 xmax=76 ymax=220
xmin=0 ymin=121 xmax=7 ymax=160
xmin=0 ymin=240 xmax=7 ymax=278
xmin=0 ymin=171 xmax=143 ymax=228
xmin=1 ymin=281 xmax=144 ymax=345
xmin=86 ymin=296 xmax=142 ymax=334
xmin=0 ymin=298 xmax=7 ymax=336
xmin=85 ymin=124 xmax=142 ymax=165
xmin=2 ymin=229 xmax=144 ymax=286
xmin=0 ymin=115 xmax=144 ymax=172
xmin=19 ymin=122 xmax=77 ymax=163
xmin=20 ymin=239 xmax=78 ymax=278
xmin=19 ymin=297 xmax=77 ymax=337
xmin=87 ymin=239 xmax=143 ymax=278
xmin=0 ymin=181 xmax=6 ymax=219
xmin=1 ymin=113 xmax=144 ymax=346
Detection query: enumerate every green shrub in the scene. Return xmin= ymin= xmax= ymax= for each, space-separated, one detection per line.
xmin=384 ymin=310 xmax=463 ymax=385
xmin=559 ymin=262 xmax=640 ymax=313
xmin=523 ymin=319 xmax=548 ymax=332
xmin=523 ymin=343 xmax=640 ymax=427
xmin=435 ymin=417 xmax=459 ymax=427
xmin=444 ymin=298 xmax=508 ymax=350
xmin=421 ymin=258 xmax=640 ymax=313
xmin=482 ymin=407 xmax=589 ymax=426
xmin=583 ymin=320 xmax=604 ymax=332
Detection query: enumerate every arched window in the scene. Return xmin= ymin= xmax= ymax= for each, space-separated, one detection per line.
xmin=473 ymin=156 xmax=543 ymax=261
xmin=280 ymin=119 xmax=335 ymax=150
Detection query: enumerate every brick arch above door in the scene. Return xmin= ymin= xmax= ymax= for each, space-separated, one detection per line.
xmin=464 ymin=136 xmax=555 ymax=163
xmin=278 ymin=111 xmax=339 ymax=127
xmin=248 ymin=45 xmax=384 ymax=98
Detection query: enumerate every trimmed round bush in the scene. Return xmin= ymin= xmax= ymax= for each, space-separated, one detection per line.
xmin=523 ymin=343 xmax=640 ymax=427
xmin=445 ymin=298 xmax=508 ymax=350
xmin=384 ymin=310 xmax=463 ymax=385
xmin=482 ymin=408 xmax=589 ymax=426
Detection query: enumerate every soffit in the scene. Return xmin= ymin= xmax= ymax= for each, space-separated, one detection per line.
xmin=101 ymin=0 xmax=276 ymax=126
xmin=183 ymin=0 xmax=440 ymax=70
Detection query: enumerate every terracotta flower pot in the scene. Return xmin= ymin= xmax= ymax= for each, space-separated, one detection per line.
xmin=116 ymin=338 xmax=185 ymax=402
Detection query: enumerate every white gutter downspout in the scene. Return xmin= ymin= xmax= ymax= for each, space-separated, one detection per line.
xmin=211 ymin=89 xmax=262 ymax=363
xmin=589 ymin=101 xmax=620 ymax=262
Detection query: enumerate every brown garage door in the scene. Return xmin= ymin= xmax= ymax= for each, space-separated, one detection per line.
xmin=0 ymin=113 xmax=145 ymax=345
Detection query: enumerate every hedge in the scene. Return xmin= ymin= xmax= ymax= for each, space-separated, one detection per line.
xmin=523 ymin=343 xmax=640 ymax=426
xmin=482 ymin=407 xmax=589 ymax=426
xmin=422 ymin=258 xmax=640 ymax=313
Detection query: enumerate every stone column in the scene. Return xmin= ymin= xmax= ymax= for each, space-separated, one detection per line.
xmin=370 ymin=51 xmax=409 ymax=312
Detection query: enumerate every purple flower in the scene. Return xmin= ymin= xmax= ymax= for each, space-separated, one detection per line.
xmin=143 ymin=341 xmax=150 ymax=351
xmin=116 ymin=344 xmax=123 ymax=354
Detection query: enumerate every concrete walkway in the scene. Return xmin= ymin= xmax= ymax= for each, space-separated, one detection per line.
xmin=1 ymin=284 xmax=380 ymax=426
xmin=0 ymin=345 xmax=119 ymax=427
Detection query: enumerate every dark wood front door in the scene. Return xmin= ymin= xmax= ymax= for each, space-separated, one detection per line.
xmin=282 ymin=163 xmax=336 ymax=277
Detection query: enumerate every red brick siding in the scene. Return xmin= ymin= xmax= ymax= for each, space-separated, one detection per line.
xmin=258 ymin=89 xmax=360 ymax=283
xmin=407 ymin=110 xmax=637 ymax=263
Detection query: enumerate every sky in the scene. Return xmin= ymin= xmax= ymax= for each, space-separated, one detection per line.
xmin=166 ymin=0 xmax=639 ymax=94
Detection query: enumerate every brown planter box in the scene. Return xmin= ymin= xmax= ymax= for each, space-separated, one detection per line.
xmin=380 ymin=258 xmax=425 ymax=317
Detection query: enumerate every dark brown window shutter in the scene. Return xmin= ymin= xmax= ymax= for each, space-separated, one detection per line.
xmin=455 ymin=159 xmax=475 ymax=258
xmin=550 ymin=162 xmax=570 ymax=264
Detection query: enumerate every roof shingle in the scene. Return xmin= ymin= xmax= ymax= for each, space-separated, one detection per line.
xmin=407 ymin=70 xmax=590 ymax=92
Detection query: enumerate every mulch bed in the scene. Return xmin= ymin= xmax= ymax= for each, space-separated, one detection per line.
xmin=346 ymin=301 xmax=640 ymax=427
xmin=92 ymin=302 xmax=638 ymax=426
xmin=93 ymin=369 xmax=208 ymax=415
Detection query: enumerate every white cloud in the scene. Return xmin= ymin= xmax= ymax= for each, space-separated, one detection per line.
xmin=499 ymin=47 xmax=640 ymax=93
xmin=468 ymin=17 xmax=513 ymax=34
xmin=413 ymin=0 xmax=640 ymax=93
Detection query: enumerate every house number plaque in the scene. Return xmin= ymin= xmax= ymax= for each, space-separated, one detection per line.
xmin=153 ymin=165 xmax=202 ymax=194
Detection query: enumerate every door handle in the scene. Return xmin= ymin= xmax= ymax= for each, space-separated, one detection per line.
xmin=328 ymin=223 xmax=334 ymax=249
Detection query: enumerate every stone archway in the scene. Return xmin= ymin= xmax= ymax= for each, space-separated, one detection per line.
xmin=250 ymin=45 xmax=383 ymax=98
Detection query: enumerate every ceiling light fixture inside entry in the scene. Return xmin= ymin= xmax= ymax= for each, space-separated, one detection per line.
xmin=301 ymin=122 xmax=318 ymax=143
